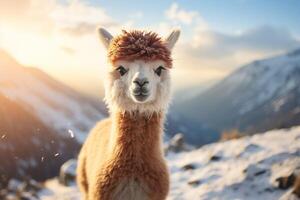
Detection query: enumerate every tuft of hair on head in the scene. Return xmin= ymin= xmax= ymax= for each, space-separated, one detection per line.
xmin=97 ymin=28 xmax=181 ymax=68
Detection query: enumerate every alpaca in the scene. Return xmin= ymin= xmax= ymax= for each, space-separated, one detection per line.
xmin=77 ymin=28 xmax=180 ymax=200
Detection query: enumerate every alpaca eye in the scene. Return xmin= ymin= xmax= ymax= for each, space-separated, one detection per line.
xmin=116 ymin=66 xmax=128 ymax=76
xmin=154 ymin=66 xmax=165 ymax=76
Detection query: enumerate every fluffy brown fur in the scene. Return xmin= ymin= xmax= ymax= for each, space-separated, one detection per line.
xmin=77 ymin=28 xmax=179 ymax=200
xmin=77 ymin=112 xmax=169 ymax=200
xmin=293 ymin=175 xmax=300 ymax=197
xmin=108 ymin=30 xmax=172 ymax=68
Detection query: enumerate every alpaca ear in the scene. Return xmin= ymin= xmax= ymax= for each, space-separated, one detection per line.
xmin=98 ymin=27 xmax=113 ymax=49
xmin=165 ymin=29 xmax=181 ymax=50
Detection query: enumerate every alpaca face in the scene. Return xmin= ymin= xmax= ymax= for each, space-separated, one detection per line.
xmin=98 ymin=28 xmax=180 ymax=114
xmin=104 ymin=59 xmax=171 ymax=114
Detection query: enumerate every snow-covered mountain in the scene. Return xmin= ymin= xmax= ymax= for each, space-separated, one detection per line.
xmin=38 ymin=126 xmax=300 ymax=200
xmin=0 ymin=50 xmax=106 ymax=143
xmin=166 ymin=108 xmax=219 ymax=146
xmin=0 ymin=93 xmax=77 ymax=182
xmin=176 ymin=48 xmax=300 ymax=136
xmin=0 ymin=49 xmax=106 ymax=182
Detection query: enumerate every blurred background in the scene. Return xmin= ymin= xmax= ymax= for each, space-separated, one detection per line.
xmin=0 ymin=0 xmax=300 ymax=199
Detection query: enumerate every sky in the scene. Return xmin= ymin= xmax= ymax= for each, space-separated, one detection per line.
xmin=0 ymin=0 xmax=299 ymax=97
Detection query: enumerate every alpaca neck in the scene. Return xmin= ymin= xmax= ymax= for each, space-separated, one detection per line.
xmin=110 ymin=111 xmax=165 ymax=158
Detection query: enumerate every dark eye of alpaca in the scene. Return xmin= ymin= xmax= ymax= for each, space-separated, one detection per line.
xmin=116 ymin=66 xmax=128 ymax=76
xmin=154 ymin=66 xmax=165 ymax=76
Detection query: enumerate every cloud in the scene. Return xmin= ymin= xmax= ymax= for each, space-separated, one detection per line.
xmin=0 ymin=1 xmax=299 ymax=94
xmin=171 ymin=25 xmax=300 ymax=90
xmin=0 ymin=0 xmax=132 ymax=96
xmin=60 ymin=46 xmax=76 ymax=54
xmin=165 ymin=3 xmax=208 ymax=32
xmin=0 ymin=0 xmax=30 ymax=18
xmin=233 ymin=26 xmax=299 ymax=51
xmin=161 ymin=4 xmax=300 ymax=90
xmin=164 ymin=4 xmax=300 ymax=67
xmin=0 ymin=0 xmax=55 ymax=34
xmin=129 ymin=11 xmax=144 ymax=20
xmin=50 ymin=0 xmax=119 ymax=36
xmin=165 ymin=3 xmax=198 ymax=25
xmin=187 ymin=25 xmax=300 ymax=63
xmin=61 ymin=22 xmax=108 ymax=36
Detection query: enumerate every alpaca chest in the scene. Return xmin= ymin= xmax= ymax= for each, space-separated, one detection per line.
xmin=95 ymin=165 xmax=151 ymax=200
xmin=110 ymin=177 xmax=150 ymax=200
xmin=95 ymin=159 xmax=169 ymax=200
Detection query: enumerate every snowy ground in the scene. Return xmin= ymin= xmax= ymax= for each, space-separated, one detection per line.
xmin=39 ymin=127 xmax=300 ymax=200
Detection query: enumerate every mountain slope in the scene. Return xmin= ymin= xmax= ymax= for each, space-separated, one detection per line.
xmin=177 ymin=48 xmax=300 ymax=135
xmin=0 ymin=49 xmax=106 ymax=182
xmin=0 ymin=49 xmax=105 ymax=143
xmin=38 ymin=126 xmax=300 ymax=200
xmin=0 ymin=93 xmax=77 ymax=183
xmin=166 ymin=108 xmax=219 ymax=146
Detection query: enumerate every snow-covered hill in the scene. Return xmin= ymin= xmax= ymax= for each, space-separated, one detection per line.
xmin=38 ymin=126 xmax=300 ymax=200
xmin=0 ymin=49 xmax=106 ymax=182
xmin=0 ymin=50 xmax=106 ymax=143
xmin=177 ymin=48 xmax=300 ymax=136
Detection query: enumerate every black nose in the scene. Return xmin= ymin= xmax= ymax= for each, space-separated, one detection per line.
xmin=133 ymin=78 xmax=149 ymax=87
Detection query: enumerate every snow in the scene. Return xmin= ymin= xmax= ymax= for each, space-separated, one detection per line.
xmin=0 ymin=64 xmax=105 ymax=143
xmin=219 ymin=52 xmax=300 ymax=115
xmin=39 ymin=179 xmax=80 ymax=200
xmin=38 ymin=126 xmax=300 ymax=199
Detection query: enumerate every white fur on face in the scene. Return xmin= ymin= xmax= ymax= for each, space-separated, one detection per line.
xmin=104 ymin=60 xmax=171 ymax=115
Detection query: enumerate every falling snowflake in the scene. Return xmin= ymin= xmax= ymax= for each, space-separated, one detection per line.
xmin=41 ymin=157 xmax=45 ymax=162
xmin=54 ymin=153 xmax=60 ymax=157
xmin=36 ymin=128 xmax=40 ymax=134
xmin=68 ymin=129 xmax=75 ymax=138
xmin=1 ymin=135 xmax=6 ymax=139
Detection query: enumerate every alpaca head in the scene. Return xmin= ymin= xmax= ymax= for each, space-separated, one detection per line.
xmin=98 ymin=28 xmax=180 ymax=114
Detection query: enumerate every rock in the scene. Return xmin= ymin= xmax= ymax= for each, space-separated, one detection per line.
xmin=7 ymin=179 xmax=22 ymax=192
xmin=3 ymin=178 xmax=43 ymax=199
xmin=19 ymin=178 xmax=43 ymax=194
xmin=264 ymin=187 xmax=274 ymax=193
xmin=181 ymin=163 xmax=197 ymax=171
xmin=244 ymin=164 xmax=268 ymax=180
xmin=293 ymin=175 xmax=300 ymax=197
xmin=276 ymin=173 xmax=296 ymax=190
xmin=59 ymin=159 xmax=77 ymax=186
xmin=187 ymin=179 xmax=201 ymax=186
xmin=254 ymin=170 xmax=267 ymax=176
xmin=208 ymin=151 xmax=223 ymax=162
xmin=165 ymin=133 xmax=194 ymax=153
xmin=238 ymin=144 xmax=263 ymax=158
xmin=19 ymin=192 xmax=39 ymax=200
xmin=210 ymin=155 xmax=222 ymax=162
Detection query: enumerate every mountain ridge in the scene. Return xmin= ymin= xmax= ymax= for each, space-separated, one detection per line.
xmin=176 ymin=47 xmax=300 ymax=137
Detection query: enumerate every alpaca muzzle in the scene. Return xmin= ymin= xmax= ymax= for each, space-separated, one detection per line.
xmin=132 ymin=78 xmax=150 ymax=102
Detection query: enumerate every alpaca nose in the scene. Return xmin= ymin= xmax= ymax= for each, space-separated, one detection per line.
xmin=133 ymin=78 xmax=149 ymax=87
